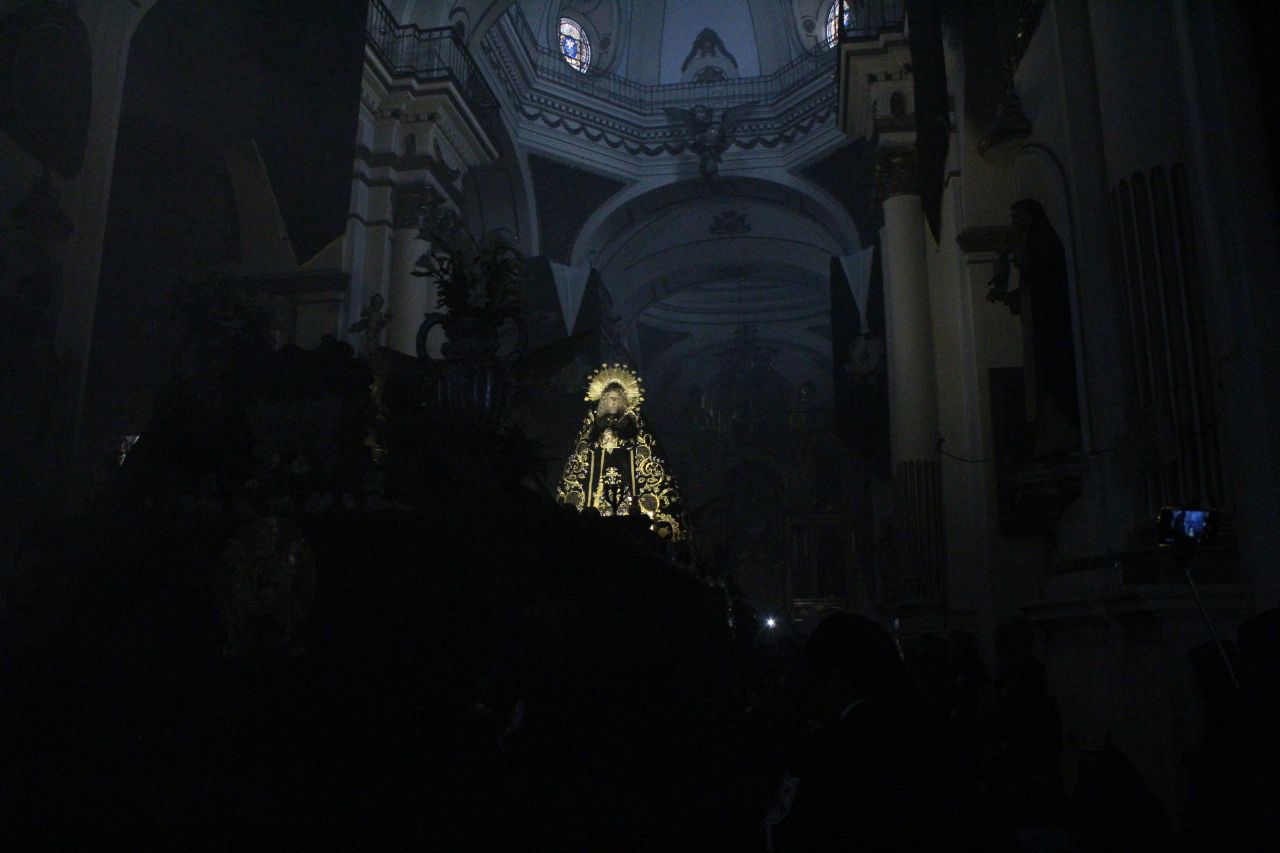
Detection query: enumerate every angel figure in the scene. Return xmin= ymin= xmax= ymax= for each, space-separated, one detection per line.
xmin=664 ymin=102 xmax=758 ymax=186
xmin=348 ymin=293 xmax=391 ymax=357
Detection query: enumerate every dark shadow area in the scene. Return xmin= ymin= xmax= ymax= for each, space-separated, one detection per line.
xmin=83 ymin=0 xmax=366 ymax=483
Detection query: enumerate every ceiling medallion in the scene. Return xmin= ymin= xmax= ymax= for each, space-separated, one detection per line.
xmin=709 ymin=209 xmax=750 ymax=235
xmin=715 ymin=263 xmax=756 ymax=280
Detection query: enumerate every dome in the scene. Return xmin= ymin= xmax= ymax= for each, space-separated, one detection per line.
xmin=512 ymin=0 xmax=829 ymax=84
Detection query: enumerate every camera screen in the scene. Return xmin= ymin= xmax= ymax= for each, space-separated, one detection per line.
xmin=1158 ymin=507 xmax=1214 ymax=545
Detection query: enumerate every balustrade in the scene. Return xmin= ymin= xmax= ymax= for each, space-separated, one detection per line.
xmin=365 ymin=0 xmax=498 ymax=111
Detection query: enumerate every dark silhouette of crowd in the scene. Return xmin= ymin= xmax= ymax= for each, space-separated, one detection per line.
xmin=3 ymin=320 xmax=1278 ymax=849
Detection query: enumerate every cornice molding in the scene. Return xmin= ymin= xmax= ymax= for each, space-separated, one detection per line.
xmin=478 ymin=10 xmax=839 ymax=166
xmin=361 ymin=50 xmax=498 ymax=167
xmin=352 ymin=144 xmax=465 ymax=206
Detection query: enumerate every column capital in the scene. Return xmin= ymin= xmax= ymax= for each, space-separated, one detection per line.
xmin=873 ymin=145 xmax=919 ymax=203
xmin=392 ymin=182 xmax=448 ymax=231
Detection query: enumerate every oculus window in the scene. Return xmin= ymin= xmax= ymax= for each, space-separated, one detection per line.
xmin=825 ymin=1 xmax=852 ymax=47
xmin=559 ymin=17 xmax=591 ymax=72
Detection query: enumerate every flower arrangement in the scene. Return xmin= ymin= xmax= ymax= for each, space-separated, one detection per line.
xmin=414 ymin=207 xmax=522 ymax=323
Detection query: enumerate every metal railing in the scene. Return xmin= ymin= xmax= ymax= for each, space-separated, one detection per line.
xmin=838 ymin=0 xmax=907 ymax=43
xmin=362 ymin=0 xmax=902 ymax=118
xmin=365 ymin=0 xmax=498 ymax=111
xmin=500 ymin=3 xmax=835 ymax=114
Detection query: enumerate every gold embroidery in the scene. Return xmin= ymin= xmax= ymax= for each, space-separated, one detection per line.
xmin=555 ymin=367 xmax=687 ymax=541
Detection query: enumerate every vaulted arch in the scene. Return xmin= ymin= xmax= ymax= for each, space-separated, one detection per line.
xmin=570 ymin=175 xmax=859 ymax=422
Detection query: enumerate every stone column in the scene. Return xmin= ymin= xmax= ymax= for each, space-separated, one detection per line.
xmin=384 ymin=184 xmax=440 ymax=356
xmin=876 ymin=145 xmax=946 ymax=607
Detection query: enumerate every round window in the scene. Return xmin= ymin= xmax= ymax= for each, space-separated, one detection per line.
xmin=825 ymin=1 xmax=852 ymax=48
xmin=559 ymin=17 xmax=591 ymax=72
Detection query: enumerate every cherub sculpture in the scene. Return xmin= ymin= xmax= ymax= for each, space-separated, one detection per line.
xmin=348 ymin=292 xmax=390 ymax=357
xmin=664 ymin=102 xmax=758 ymax=187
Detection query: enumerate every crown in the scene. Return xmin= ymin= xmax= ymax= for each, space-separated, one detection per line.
xmin=584 ymin=363 xmax=644 ymax=409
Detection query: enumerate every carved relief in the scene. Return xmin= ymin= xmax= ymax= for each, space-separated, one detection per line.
xmin=709 ymin=210 xmax=750 ymax=236
xmin=873 ymin=145 xmax=919 ymax=201
xmin=681 ymin=28 xmax=738 ymax=72
xmin=392 ymin=183 xmax=449 ymax=231
xmin=429 ymin=137 xmax=462 ymax=183
xmin=680 ymin=28 xmax=739 ymax=82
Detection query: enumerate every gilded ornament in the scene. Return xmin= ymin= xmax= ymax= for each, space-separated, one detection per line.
xmin=584 ymin=363 xmax=645 ymax=409
xmin=557 ymin=365 xmax=687 ymax=540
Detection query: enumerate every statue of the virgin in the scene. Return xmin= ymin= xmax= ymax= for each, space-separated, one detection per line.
xmin=556 ymin=364 xmax=686 ymax=541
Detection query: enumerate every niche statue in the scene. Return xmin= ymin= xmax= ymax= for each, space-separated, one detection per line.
xmin=987 ymin=199 xmax=1081 ymax=455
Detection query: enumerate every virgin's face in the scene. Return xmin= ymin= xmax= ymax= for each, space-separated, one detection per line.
xmin=600 ymin=391 xmax=625 ymax=415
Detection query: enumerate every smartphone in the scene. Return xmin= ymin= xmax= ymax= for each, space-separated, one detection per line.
xmin=1157 ymin=506 xmax=1216 ymax=546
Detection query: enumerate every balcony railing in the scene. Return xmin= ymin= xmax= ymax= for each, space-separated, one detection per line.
xmin=838 ymin=0 xmax=907 ymax=42
xmin=500 ymin=2 xmax=835 ymax=114
xmin=365 ymin=0 xmax=498 ymax=112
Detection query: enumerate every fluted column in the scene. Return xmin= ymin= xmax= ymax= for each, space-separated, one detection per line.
xmin=876 ymin=145 xmax=946 ymax=605
xmin=384 ymin=184 xmax=442 ymax=356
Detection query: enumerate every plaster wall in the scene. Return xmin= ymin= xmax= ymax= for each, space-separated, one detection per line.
xmin=1013 ymin=0 xmax=1135 ymax=562
xmin=925 ymin=28 xmax=1051 ymax=649
xmin=982 ymin=0 xmax=1269 ymax=820
xmin=1087 ymin=0 xmax=1190 ymax=181
xmin=659 ymin=0 xmax=761 ymax=83
xmin=1166 ymin=1 xmax=1280 ymax=608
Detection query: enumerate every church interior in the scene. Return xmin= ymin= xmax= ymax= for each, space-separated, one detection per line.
xmin=2 ymin=0 xmax=1279 ymax=846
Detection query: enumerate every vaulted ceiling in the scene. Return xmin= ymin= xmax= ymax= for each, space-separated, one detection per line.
xmin=575 ymin=175 xmax=859 ymax=414
xmin=387 ymin=0 xmax=876 ymax=428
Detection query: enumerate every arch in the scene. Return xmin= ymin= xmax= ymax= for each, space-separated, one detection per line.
xmin=572 ymin=172 xmax=860 ymax=269
xmin=574 ymin=177 xmax=856 ymax=317
xmin=464 ymin=115 xmax=537 ymax=254
xmin=567 ymin=174 xmax=857 ymax=416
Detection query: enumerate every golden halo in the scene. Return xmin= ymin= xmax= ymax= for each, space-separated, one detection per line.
xmin=584 ymin=363 xmax=644 ymax=409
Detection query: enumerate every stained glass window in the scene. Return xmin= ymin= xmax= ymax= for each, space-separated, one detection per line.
xmin=825 ymin=1 xmax=852 ymax=48
xmin=559 ymin=17 xmax=591 ymax=73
